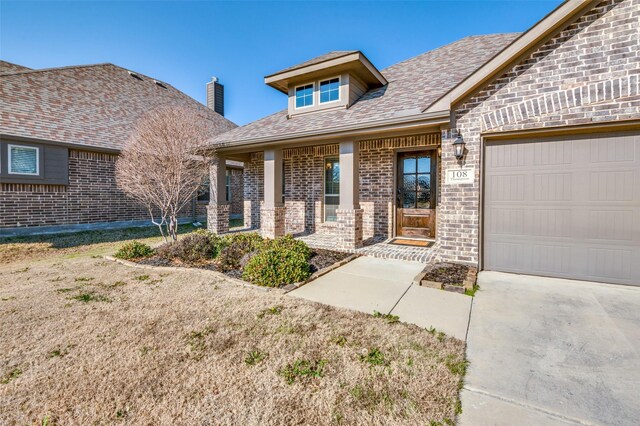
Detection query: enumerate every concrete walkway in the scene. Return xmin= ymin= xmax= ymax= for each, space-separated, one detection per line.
xmin=460 ymin=271 xmax=640 ymax=426
xmin=289 ymin=256 xmax=472 ymax=340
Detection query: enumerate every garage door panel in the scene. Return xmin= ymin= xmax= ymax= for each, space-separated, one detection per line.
xmin=484 ymin=131 xmax=640 ymax=286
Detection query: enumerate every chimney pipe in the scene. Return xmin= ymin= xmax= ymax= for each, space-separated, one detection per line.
xmin=206 ymin=76 xmax=224 ymax=116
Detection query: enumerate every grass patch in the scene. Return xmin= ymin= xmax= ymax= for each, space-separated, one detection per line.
xmin=70 ymin=292 xmax=110 ymax=303
xmin=360 ymin=348 xmax=389 ymax=367
xmin=444 ymin=355 xmax=468 ymax=377
xmin=465 ymin=284 xmax=480 ymax=297
xmin=334 ymin=335 xmax=347 ymax=346
xmin=257 ymin=305 xmax=283 ymax=318
xmin=1 ymin=367 xmax=22 ymax=384
xmin=244 ymin=350 xmax=267 ymax=366
xmin=134 ymin=274 xmax=150 ymax=281
xmin=74 ymin=277 xmax=94 ymax=282
xmin=373 ymin=310 xmax=400 ymax=324
xmin=279 ymin=359 xmax=328 ymax=384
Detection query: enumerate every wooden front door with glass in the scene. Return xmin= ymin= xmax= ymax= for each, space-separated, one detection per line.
xmin=396 ymin=151 xmax=436 ymax=238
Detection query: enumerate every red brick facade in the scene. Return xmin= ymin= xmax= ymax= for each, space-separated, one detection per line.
xmin=439 ymin=0 xmax=640 ymax=264
xmin=238 ymin=133 xmax=441 ymax=242
xmin=0 ymin=149 xmax=209 ymax=229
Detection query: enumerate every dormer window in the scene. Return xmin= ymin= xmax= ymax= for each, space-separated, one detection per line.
xmin=295 ymin=83 xmax=314 ymax=109
xmin=319 ymin=77 xmax=340 ymax=103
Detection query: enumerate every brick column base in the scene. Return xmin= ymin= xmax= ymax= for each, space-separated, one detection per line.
xmin=207 ymin=203 xmax=230 ymax=234
xmin=336 ymin=208 xmax=363 ymax=249
xmin=244 ymin=200 xmax=252 ymax=229
xmin=260 ymin=205 xmax=285 ymax=239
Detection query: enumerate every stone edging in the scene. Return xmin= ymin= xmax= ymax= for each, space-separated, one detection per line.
xmin=281 ymin=254 xmax=361 ymax=293
xmin=413 ymin=263 xmax=478 ymax=295
xmin=102 ymin=255 xmax=285 ymax=294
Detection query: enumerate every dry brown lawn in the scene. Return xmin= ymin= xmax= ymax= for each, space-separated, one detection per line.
xmin=0 ymin=231 xmax=465 ymax=426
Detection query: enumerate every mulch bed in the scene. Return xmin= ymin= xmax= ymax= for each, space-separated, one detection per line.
xmin=422 ymin=263 xmax=469 ymax=286
xmin=309 ymin=249 xmax=350 ymax=273
xmin=136 ymin=248 xmax=350 ymax=285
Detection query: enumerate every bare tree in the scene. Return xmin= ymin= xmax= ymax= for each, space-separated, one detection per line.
xmin=116 ymin=106 xmax=213 ymax=241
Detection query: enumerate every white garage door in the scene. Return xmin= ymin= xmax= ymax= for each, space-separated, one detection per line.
xmin=483 ymin=131 xmax=640 ymax=286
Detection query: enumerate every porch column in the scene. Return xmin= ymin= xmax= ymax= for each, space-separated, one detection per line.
xmin=206 ymin=154 xmax=229 ymax=234
xmin=260 ymin=148 xmax=285 ymax=239
xmin=336 ymin=141 xmax=363 ymax=249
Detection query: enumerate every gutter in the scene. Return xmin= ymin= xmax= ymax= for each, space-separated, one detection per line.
xmin=212 ymin=109 xmax=450 ymax=151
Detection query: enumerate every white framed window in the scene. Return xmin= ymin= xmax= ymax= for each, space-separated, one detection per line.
xmin=319 ymin=77 xmax=340 ymax=104
xmin=8 ymin=144 xmax=39 ymax=176
xmin=295 ymin=83 xmax=314 ymax=109
xmin=324 ymin=157 xmax=340 ymax=222
xmin=226 ymin=170 xmax=231 ymax=202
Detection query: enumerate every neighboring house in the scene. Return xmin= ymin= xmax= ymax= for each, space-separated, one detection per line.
xmin=206 ymin=0 xmax=640 ymax=286
xmin=0 ymin=62 xmax=241 ymax=232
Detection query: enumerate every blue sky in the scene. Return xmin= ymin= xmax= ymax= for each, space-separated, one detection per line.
xmin=1 ymin=1 xmax=562 ymax=125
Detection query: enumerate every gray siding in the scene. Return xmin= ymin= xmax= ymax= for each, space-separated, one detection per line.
xmin=0 ymin=139 xmax=69 ymax=185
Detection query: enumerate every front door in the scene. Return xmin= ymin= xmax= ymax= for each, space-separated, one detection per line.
xmin=396 ymin=151 xmax=436 ymax=238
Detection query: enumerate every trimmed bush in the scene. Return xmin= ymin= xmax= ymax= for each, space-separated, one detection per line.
xmin=242 ymin=235 xmax=311 ymax=287
xmin=114 ymin=241 xmax=155 ymax=260
xmin=217 ymin=232 xmax=264 ymax=272
xmin=219 ymin=232 xmax=263 ymax=251
xmin=157 ymin=229 xmax=221 ymax=263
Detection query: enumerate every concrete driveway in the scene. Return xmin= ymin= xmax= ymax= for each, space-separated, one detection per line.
xmin=461 ymin=271 xmax=640 ymax=426
xmin=289 ymin=256 xmax=472 ymax=339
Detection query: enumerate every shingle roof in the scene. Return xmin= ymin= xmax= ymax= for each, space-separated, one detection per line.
xmin=266 ymin=51 xmax=359 ymax=77
xmin=0 ymin=60 xmax=32 ymax=74
xmin=0 ymin=63 xmax=237 ymax=151
xmin=212 ymin=34 xmax=519 ymax=147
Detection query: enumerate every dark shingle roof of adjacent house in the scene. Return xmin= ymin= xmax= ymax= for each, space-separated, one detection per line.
xmin=266 ymin=50 xmax=359 ymax=77
xmin=0 ymin=63 xmax=237 ymax=151
xmin=0 ymin=60 xmax=32 ymax=74
xmin=212 ymin=33 xmax=520 ymax=147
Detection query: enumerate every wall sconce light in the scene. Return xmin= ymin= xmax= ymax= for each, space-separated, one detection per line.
xmin=453 ymin=133 xmax=465 ymax=160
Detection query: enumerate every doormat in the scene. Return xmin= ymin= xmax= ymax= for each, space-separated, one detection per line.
xmin=388 ymin=238 xmax=434 ymax=248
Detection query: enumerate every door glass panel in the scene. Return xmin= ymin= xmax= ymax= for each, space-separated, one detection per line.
xmin=417 ymin=174 xmax=430 ymax=192
xmin=403 ymin=175 xmax=416 ymax=192
xmin=417 ymin=191 xmax=430 ymax=209
xmin=417 ymin=157 xmax=430 ymax=173
xmin=403 ymin=158 xmax=416 ymax=174
xmin=403 ymin=191 xmax=416 ymax=208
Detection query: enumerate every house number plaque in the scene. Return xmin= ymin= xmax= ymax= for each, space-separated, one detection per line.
xmin=446 ymin=168 xmax=475 ymax=184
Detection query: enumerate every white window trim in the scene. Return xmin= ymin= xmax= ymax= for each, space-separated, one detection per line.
xmin=318 ymin=75 xmax=341 ymax=105
xmin=323 ymin=156 xmax=340 ymax=222
xmin=8 ymin=144 xmax=40 ymax=176
xmin=294 ymin=82 xmax=315 ymax=110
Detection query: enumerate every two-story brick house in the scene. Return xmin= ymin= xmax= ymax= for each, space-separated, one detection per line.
xmin=0 ymin=62 xmax=242 ymax=234
xmin=206 ymin=0 xmax=639 ymax=286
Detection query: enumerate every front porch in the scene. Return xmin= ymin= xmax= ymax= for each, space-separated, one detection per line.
xmin=208 ymin=132 xmax=447 ymax=261
xmin=296 ymin=232 xmax=439 ymax=264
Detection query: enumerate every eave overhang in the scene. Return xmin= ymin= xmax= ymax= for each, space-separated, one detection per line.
xmin=208 ymin=109 xmax=450 ymax=154
xmin=265 ymin=51 xmax=388 ymax=94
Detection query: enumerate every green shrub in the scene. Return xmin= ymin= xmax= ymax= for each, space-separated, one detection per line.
xmin=157 ymin=229 xmax=221 ymax=263
xmin=216 ymin=232 xmax=264 ymax=272
xmin=242 ymin=235 xmax=311 ymax=287
xmin=217 ymin=242 xmax=246 ymax=272
xmin=114 ymin=241 xmax=155 ymax=260
xmin=220 ymin=232 xmax=264 ymax=252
